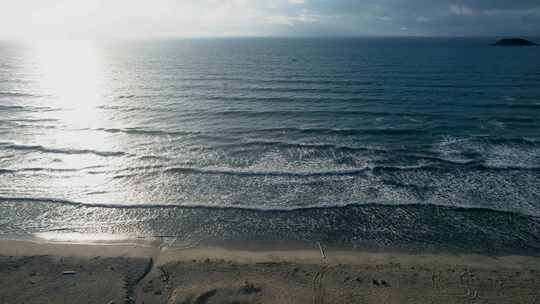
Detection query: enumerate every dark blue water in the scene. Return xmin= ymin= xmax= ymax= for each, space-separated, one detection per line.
xmin=1 ymin=38 xmax=539 ymax=253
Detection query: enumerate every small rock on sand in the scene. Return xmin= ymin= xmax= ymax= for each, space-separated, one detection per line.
xmin=62 ymin=271 xmax=76 ymax=275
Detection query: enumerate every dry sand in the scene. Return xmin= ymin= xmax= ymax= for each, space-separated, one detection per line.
xmin=1 ymin=239 xmax=539 ymax=304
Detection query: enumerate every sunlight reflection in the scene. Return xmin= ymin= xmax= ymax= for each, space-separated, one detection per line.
xmin=32 ymin=232 xmax=155 ymax=245
xmin=32 ymin=40 xmax=106 ymax=128
xmin=29 ymin=40 xmax=116 ymax=149
xmin=26 ymin=41 xmax=123 ymax=202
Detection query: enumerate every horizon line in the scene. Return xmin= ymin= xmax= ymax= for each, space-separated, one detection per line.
xmin=2 ymin=34 xmax=539 ymax=42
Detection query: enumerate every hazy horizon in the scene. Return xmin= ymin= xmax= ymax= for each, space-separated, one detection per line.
xmin=4 ymin=35 xmax=540 ymax=42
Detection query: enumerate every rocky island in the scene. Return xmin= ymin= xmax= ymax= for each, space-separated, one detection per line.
xmin=491 ymin=38 xmax=538 ymax=46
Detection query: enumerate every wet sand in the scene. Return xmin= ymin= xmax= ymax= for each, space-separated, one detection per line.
xmin=1 ymin=240 xmax=539 ymax=304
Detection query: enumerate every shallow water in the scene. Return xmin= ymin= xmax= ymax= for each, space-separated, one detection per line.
xmin=1 ymin=38 xmax=539 ymax=253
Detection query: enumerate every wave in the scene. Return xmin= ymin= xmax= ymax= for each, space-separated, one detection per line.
xmin=163 ymin=166 xmax=375 ymax=177
xmin=485 ymin=103 xmax=540 ymax=110
xmin=4 ymin=123 xmax=58 ymax=130
xmin=97 ymin=104 xmax=168 ymax=112
xmin=0 ymin=169 xmax=16 ymax=174
xmin=211 ymin=140 xmax=404 ymax=154
xmin=509 ymin=103 xmax=540 ymax=110
xmin=148 ymin=83 xmax=377 ymax=95
xmin=106 ymin=166 xmax=375 ymax=180
xmin=117 ymin=94 xmax=137 ymax=99
xmin=96 ymin=127 xmax=198 ymax=137
xmin=487 ymin=137 xmax=540 ymax=145
xmin=116 ymin=163 xmax=451 ymax=179
xmin=496 ymin=117 xmax=538 ymax=123
xmin=172 ymin=76 xmax=378 ymax=86
xmin=0 ymin=167 xmax=81 ymax=174
xmin=91 ymin=164 xmax=167 ymax=176
xmin=1 ymin=195 xmax=538 ymax=218
xmin=208 ymin=140 xmax=482 ymax=165
xmin=0 ymin=105 xmax=25 ymax=111
xmin=223 ymin=86 xmax=375 ymax=95
xmin=0 ymin=142 xmax=127 ymax=157
xmin=4 ymin=161 xmax=536 ymax=181
xmin=478 ymin=164 xmax=540 ymax=170
xmin=0 ymin=105 xmax=57 ymax=113
xmin=93 ymin=124 xmax=443 ymax=141
xmin=197 ymin=95 xmax=370 ymax=104
xmin=5 ymin=118 xmax=59 ymax=123
xmin=152 ymin=163 xmax=540 ymax=179
xmin=0 ymin=91 xmax=42 ymax=98
xmin=433 ymin=136 xmax=540 ymax=169
xmin=229 ymin=127 xmax=365 ymax=136
xmin=112 ymin=154 xmax=540 ymax=179
xmin=186 ymin=109 xmax=410 ymax=118
xmin=434 ymin=136 xmax=540 ymax=148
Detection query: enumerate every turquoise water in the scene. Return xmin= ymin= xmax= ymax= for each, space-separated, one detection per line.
xmin=1 ymin=38 xmax=539 ymax=253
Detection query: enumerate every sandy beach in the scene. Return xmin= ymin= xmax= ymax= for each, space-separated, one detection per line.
xmin=1 ymin=239 xmax=539 ymax=304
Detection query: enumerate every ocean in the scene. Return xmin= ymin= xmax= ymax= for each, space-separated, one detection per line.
xmin=0 ymin=38 xmax=539 ymax=254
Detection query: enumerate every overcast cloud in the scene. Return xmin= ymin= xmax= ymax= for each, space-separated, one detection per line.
xmin=1 ymin=0 xmax=539 ymax=39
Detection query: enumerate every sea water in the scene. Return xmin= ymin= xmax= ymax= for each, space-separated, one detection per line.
xmin=0 ymin=38 xmax=539 ymax=253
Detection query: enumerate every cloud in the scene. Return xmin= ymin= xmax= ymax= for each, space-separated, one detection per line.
xmin=299 ymin=0 xmax=540 ymax=36
xmin=265 ymin=10 xmax=321 ymax=26
xmin=449 ymin=5 xmax=477 ymax=16
xmin=0 ymin=0 xmax=539 ymax=39
xmin=449 ymin=3 xmax=540 ymax=17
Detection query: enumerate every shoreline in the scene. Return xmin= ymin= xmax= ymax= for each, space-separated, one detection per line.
xmin=2 ymin=237 xmax=540 ymax=267
xmin=3 ymin=202 xmax=539 ymax=257
xmin=1 ymin=239 xmax=540 ymax=303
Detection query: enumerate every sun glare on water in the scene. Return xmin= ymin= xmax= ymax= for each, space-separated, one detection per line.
xmin=32 ymin=40 xmax=107 ymax=128
xmin=28 ymin=40 xmax=117 ymax=150
xmin=27 ymin=40 xmax=120 ymax=151
xmin=25 ymin=40 xmax=123 ymax=198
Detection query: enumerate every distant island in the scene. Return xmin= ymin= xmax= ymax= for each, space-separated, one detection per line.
xmin=491 ymin=38 xmax=538 ymax=46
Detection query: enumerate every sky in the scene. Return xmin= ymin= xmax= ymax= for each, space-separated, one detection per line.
xmin=1 ymin=0 xmax=540 ymax=39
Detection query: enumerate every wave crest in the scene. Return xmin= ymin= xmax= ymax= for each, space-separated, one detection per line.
xmin=0 ymin=142 xmax=126 ymax=157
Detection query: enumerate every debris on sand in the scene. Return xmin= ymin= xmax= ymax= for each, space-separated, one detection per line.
xmin=62 ymin=271 xmax=76 ymax=275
